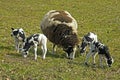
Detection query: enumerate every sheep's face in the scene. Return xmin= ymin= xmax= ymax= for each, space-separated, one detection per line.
xmin=63 ymin=46 xmax=75 ymax=59
xmin=64 ymin=46 xmax=73 ymax=54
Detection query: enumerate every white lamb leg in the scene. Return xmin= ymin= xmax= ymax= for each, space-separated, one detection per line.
xmin=85 ymin=51 xmax=92 ymax=65
xmin=17 ymin=43 xmax=20 ymax=53
xmin=99 ymin=54 xmax=103 ymax=67
xmin=41 ymin=45 xmax=47 ymax=59
xmin=15 ymin=39 xmax=19 ymax=51
xmin=34 ymin=44 xmax=38 ymax=60
xmin=92 ymin=52 xmax=97 ymax=65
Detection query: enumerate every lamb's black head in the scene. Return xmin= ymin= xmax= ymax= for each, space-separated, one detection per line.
xmin=11 ymin=28 xmax=19 ymax=36
xmin=80 ymin=37 xmax=88 ymax=54
xmin=79 ymin=35 xmax=93 ymax=54
xmin=21 ymin=37 xmax=34 ymax=58
xmin=11 ymin=28 xmax=25 ymax=41
xmin=107 ymin=58 xmax=114 ymax=67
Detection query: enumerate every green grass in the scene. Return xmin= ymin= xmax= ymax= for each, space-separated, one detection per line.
xmin=0 ymin=0 xmax=120 ymax=80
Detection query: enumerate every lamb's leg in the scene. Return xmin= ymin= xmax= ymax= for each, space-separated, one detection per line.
xmin=92 ymin=52 xmax=97 ymax=65
xmin=34 ymin=44 xmax=38 ymax=60
xmin=15 ymin=39 xmax=19 ymax=52
xmin=17 ymin=43 xmax=20 ymax=53
xmin=99 ymin=54 xmax=103 ymax=67
xmin=41 ymin=45 xmax=47 ymax=59
xmin=85 ymin=51 xmax=92 ymax=65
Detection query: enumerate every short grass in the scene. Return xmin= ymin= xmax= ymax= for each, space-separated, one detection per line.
xmin=0 ymin=0 xmax=120 ymax=80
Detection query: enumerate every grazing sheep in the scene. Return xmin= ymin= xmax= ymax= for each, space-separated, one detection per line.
xmin=40 ymin=10 xmax=79 ymax=59
xmin=21 ymin=33 xmax=47 ymax=60
xmin=11 ymin=28 xmax=26 ymax=52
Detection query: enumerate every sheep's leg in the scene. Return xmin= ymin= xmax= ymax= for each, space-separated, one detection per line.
xmin=70 ymin=47 xmax=76 ymax=59
xmin=70 ymin=52 xmax=75 ymax=59
xmin=52 ymin=44 xmax=56 ymax=54
xmin=34 ymin=44 xmax=38 ymax=60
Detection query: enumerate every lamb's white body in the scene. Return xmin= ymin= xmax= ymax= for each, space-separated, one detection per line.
xmin=22 ymin=34 xmax=47 ymax=60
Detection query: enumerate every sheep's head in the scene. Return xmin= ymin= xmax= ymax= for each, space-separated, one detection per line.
xmin=63 ymin=46 xmax=76 ymax=59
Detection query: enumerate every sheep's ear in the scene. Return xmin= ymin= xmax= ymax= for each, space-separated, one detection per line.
xmin=11 ymin=28 xmax=14 ymax=30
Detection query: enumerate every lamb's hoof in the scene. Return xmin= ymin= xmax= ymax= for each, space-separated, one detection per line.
xmin=42 ymin=57 xmax=45 ymax=60
xmin=17 ymin=50 xmax=20 ymax=53
xmin=93 ymin=64 xmax=96 ymax=68
xmin=67 ymin=57 xmax=73 ymax=60
xmin=34 ymin=58 xmax=37 ymax=61
xmin=85 ymin=62 xmax=89 ymax=66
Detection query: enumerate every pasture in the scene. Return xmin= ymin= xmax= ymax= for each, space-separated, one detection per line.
xmin=0 ymin=0 xmax=120 ymax=80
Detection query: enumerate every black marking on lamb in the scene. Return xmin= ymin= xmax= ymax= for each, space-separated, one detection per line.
xmin=13 ymin=30 xmax=19 ymax=36
xmin=33 ymin=34 xmax=39 ymax=42
xmin=23 ymin=35 xmax=34 ymax=51
xmin=95 ymin=42 xmax=112 ymax=61
xmin=84 ymin=35 xmax=93 ymax=42
xmin=18 ymin=30 xmax=25 ymax=42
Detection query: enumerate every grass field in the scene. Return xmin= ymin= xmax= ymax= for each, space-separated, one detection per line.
xmin=0 ymin=0 xmax=120 ymax=80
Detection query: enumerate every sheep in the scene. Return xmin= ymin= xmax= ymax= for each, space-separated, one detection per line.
xmin=40 ymin=10 xmax=79 ymax=59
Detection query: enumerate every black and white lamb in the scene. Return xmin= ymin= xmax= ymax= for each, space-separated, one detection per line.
xmin=11 ymin=28 xmax=26 ymax=52
xmin=21 ymin=33 xmax=47 ymax=60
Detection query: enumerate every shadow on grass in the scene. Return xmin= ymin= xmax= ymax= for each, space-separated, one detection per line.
xmin=7 ymin=53 xmax=22 ymax=58
xmin=0 ymin=45 xmax=22 ymax=58
xmin=0 ymin=45 xmax=14 ymax=51
xmin=46 ymin=50 xmax=66 ymax=59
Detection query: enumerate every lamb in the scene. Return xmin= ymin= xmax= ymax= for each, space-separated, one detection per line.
xmin=80 ymin=32 xmax=114 ymax=67
xmin=40 ymin=10 xmax=79 ymax=59
xmin=21 ymin=33 xmax=47 ymax=60
xmin=11 ymin=28 xmax=26 ymax=52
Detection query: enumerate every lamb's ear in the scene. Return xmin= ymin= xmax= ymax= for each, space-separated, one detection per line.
xmin=111 ymin=57 xmax=114 ymax=63
xmin=11 ymin=28 xmax=14 ymax=30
